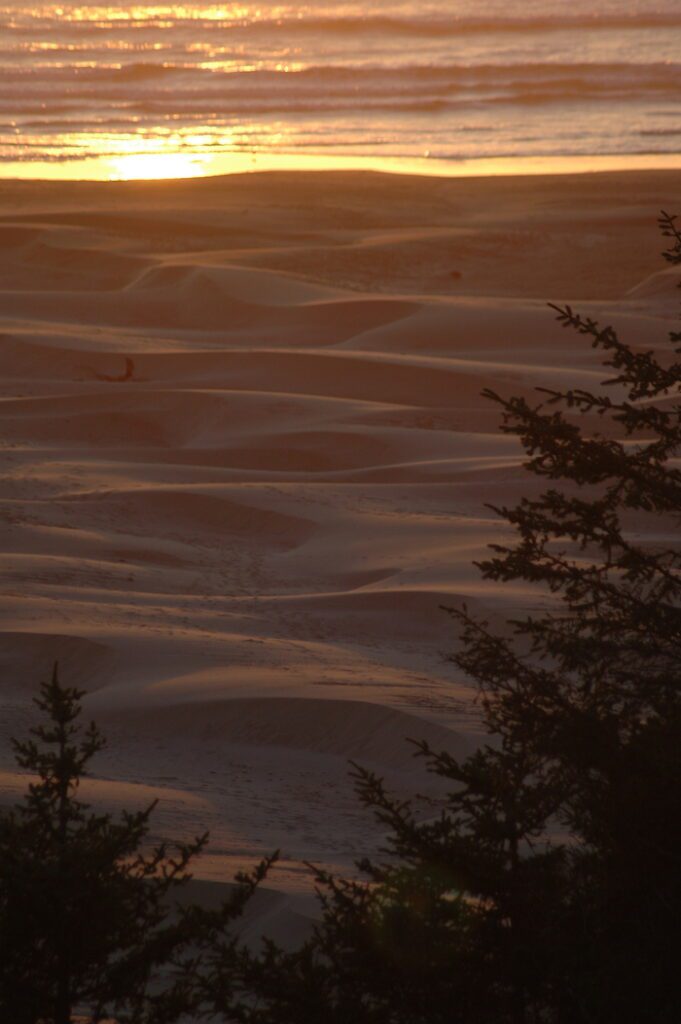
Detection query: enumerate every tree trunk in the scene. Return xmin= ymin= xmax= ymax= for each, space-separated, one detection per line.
xmin=54 ymin=973 xmax=71 ymax=1024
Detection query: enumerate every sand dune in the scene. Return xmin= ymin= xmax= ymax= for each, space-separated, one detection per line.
xmin=58 ymin=488 xmax=315 ymax=549
xmin=0 ymin=631 xmax=113 ymax=694
xmin=100 ymin=696 xmax=469 ymax=770
xmin=625 ymin=266 xmax=681 ymax=303
xmin=0 ymin=768 xmax=209 ymax=815
xmin=1 ymin=263 xmax=416 ymax=338
xmin=1 ymin=168 xmax=678 ymax=890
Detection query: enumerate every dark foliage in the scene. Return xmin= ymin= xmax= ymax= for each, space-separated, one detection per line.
xmin=0 ymin=665 xmax=271 ymax=1024
xmin=211 ymin=218 xmax=681 ymax=1024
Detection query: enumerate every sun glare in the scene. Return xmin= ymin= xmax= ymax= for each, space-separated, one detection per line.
xmin=107 ymin=149 xmax=209 ymax=181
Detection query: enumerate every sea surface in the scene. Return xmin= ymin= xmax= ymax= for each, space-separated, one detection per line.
xmin=1 ymin=0 xmax=680 ymax=178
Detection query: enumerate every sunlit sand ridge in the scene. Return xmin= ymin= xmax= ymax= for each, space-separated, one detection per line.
xmin=0 ymin=170 xmax=680 ymax=928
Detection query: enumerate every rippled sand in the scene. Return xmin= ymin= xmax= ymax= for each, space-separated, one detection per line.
xmin=0 ymin=168 xmax=679 ymax=927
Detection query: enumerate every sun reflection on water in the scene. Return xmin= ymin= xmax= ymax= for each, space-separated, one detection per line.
xmin=107 ymin=149 xmax=210 ymax=180
xmin=19 ymin=5 xmax=284 ymax=24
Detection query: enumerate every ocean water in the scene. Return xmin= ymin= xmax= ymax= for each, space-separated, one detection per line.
xmin=1 ymin=0 xmax=680 ymax=178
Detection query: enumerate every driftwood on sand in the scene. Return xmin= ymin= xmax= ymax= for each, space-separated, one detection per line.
xmin=83 ymin=357 xmax=136 ymax=382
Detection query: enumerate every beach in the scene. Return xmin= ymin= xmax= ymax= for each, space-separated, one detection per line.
xmin=0 ymin=167 xmax=680 ymax=928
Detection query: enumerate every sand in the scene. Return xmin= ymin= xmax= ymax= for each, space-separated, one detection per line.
xmin=1 ymin=168 xmax=679 ymax=924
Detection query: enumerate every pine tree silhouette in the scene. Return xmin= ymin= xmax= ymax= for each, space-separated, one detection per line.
xmin=0 ymin=664 xmax=270 ymax=1024
xmin=210 ymin=216 xmax=681 ymax=1024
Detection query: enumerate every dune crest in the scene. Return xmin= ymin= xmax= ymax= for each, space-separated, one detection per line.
xmin=1 ymin=169 xmax=679 ymax=887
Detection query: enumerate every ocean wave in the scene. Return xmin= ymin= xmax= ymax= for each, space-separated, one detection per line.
xmin=2 ymin=11 xmax=681 ymax=36
xmin=109 ymin=60 xmax=681 ymax=85
xmin=2 ymin=5 xmax=679 ymax=170
xmin=220 ymin=12 xmax=681 ymax=36
xmin=2 ymin=87 xmax=679 ymax=117
xmin=3 ymin=141 xmax=681 ymax=165
xmin=3 ymin=59 xmax=679 ymax=83
xmin=1 ymin=61 xmax=678 ymax=105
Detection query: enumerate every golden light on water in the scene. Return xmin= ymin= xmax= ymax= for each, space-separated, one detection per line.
xmin=108 ymin=149 xmax=209 ymax=180
xmin=22 ymin=5 xmax=281 ymax=23
xmin=3 ymin=0 xmax=679 ymax=186
xmin=102 ymin=130 xmax=232 ymax=180
xmin=5 ymin=150 xmax=681 ymax=184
